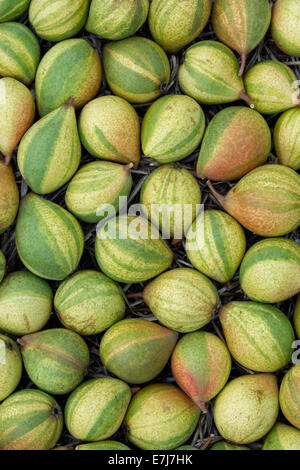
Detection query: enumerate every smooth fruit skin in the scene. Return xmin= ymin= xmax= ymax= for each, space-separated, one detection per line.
xmin=279 ymin=364 xmax=300 ymax=430
xmin=0 ymin=1 xmax=30 ymax=22
xmin=79 ymin=96 xmax=140 ymax=168
xmin=0 ymin=271 xmax=52 ymax=336
xmin=271 ymin=0 xmax=300 ymax=57
xmin=178 ymin=41 xmax=247 ymax=105
xmin=18 ymin=328 xmax=90 ymax=395
xmin=95 ymin=215 xmax=173 ymax=284
xmin=29 ymin=0 xmax=89 ymax=42
xmin=210 ymin=442 xmax=249 ymax=450
xmin=0 ymin=389 xmax=63 ymax=450
xmin=210 ymin=164 xmax=300 ymax=237
xmin=240 ymin=238 xmax=300 ymax=303
xmin=125 ymin=383 xmax=201 ymax=450
xmin=142 ymin=95 xmax=205 ymax=164
xmin=212 ymin=0 xmax=271 ymax=75
xmin=294 ymin=295 xmax=300 ymax=339
xmin=65 ymin=378 xmax=131 ymax=441
xmin=149 ymin=0 xmax=211 ymax=54
xmin=35 ymin=39 xmax=102 ymax=117
xmin=16 ymin=193 xmax=84 ymax=281
xmin=185 ymin=210 xmax=246 ymax=283
xmin=0 ymin=162 xmax=19 ymax=234
xmin=76 ymin=441 xmax=131 ymax=451
xmin=197 ymin=106 xmax=271 ymax=181
xmin=244 ymin=60 xmax=300 ymax=114
xmin=143 ymin=268 xmax=219 ymax=333
xmin=171 ymin=331 xmax=231 ymax=411
xmin=86 ymin=0 xmax=149 ymax=40
xmin=214 ymin=374 xmax=279 ymax=444
xmin=219 ymin=301 xmax=295 ymax=372
xmin=0 ymin=22 xmax=40 ymax=85
xmin=18 ymin=100 xmax=81 ymax=195
xmin=65 ymin=161 xmax=132 ymax=224
xmin=54 ymin=270 xmax=126 ymax=336
xmin=263 ymin=423 xmax=300 ymax=450
xmin=140 ymin=165 xmax=202 ymax=239
xmin=0 ymin=77 xmax=35 ymax=160
xmin=0 ymin=250 xmax=5 ymax=282
xmin=103 ymin=36 xmax=170 ymax=104
xmin=0 ymin=335 xmax=22 ymax=401
xmin=100 ymin=318 xmax=178 ymax=384
xmin=274 ymin=108 xmax=300 ymax=170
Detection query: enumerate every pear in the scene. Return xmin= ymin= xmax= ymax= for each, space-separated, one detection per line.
xmin=208 ymin=164 xmax=300 ymax=237
xmin=263 ymin=423 xmax=300 ymax=450
xmin=0 ymin=160 xmax=19 ymax=234
xmin=274 ymin=108 xmax=300 ymax=170
xmin=0 ymin=77 xmax=35 ymax=163
xmin=279 ymin=365 xmax=300 ymax=430
xmin=212 ymin=0 xmax=271 ymax=76
xmin=271 ymin=0 xmax=300 ymax=57
xmin=214 ymin=374 xmax=279 ymax=444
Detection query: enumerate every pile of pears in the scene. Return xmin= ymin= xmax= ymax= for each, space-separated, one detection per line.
xmin=0 ymin=0 xmax=300 ymax=452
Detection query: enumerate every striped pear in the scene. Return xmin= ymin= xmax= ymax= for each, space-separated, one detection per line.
xmin=244 ymin=61 xmax=300 ymax=114
xmin=79 ymin=96 xmax=140 ymax=168
xmin=29 ymin=0 xmax=89 ymax=42
xmin=294 ymin=295 xmax=300 ymax=339
xmin=125 ymin=383 xmax=201 ymax=450
xmin=65 ymin=378 xmax=131 ymax=441
xmin=140 ymin=165 xmax=202 ymax=239
xmin=18 ymin=328 xmax=90 ymax=395
xmin=100 ymin=318 xmax=178 ymax=384
xmin=274 ymin=108 xmax=300 ymax=170
xmin=0 ymin=22 xmax=40 ymax=85
xmin=214 ymin=374 xmax=279 ymax=444
xmin=16 ymin=193 xmax=84 ymax=281
xmin=171 ymin=331 xmax=231 ymax=412
xmin=95 ymin=215 xmax=173 ymax=284
xmin=208 ymin=164 xmax=300 ymax=237
xmin=0 ymin=161 xmax=19 ymax=234
xmin=279 ymin=364 xmax=300 ymax=430
xmin=271 ymin=0 xmax=300 ymax=57
xmin=263 ymin=423 xmax=300 ymax=450
xmin=0 ymin=0 xmax=30 ymax=22
xmin=0 ymin=250 xmax=5 ymax=282
xmin=0 ymin=389 xmax=63 ymax=450
xmin=77 ymin=441 xmax=131 ymax=451
xmin=186 ymin=210 xmax=246 ymax=283
xmin=143 ymin=268 xmax=219 ymax=332
xmin=65 ymin=161 xmax=132 ymax=223
xmin=35 ymin=39 xmax=102 ymax=116
xmin=240 ymin=238 xmax=300 ymax=303
xmin=18 ymin=99 xmax=81 ymax=195
xmin=178 ymin=41 xmax=253 ymax=106
xmin=0 ymin=335 xmax=22 ymax=401
xmin=211 ymin=442 xmax=249 ymax=450
xmin=149 ymin=0 xmax=211 ymax=53
xmin=0 ymin=271 xmax=52 ymax=336
xmin=219 ymin=301 xmax=295 ymax=372
xmin=54 ymin=270 xmax=126 ymax=336
xmin=86 ymin=0 xmax=149 ymax=40
xmin=212 ymin=0 xmax=271 ymax=76
xmin=103 ymin=36 xmax=170 ymax=104
xmin=141 ymin=95 xmax=205 ymax=164
xmin=0 ymin=77 xmax=35 ymax=163
xmin=197 ymin=106 xmax=271 ymax=181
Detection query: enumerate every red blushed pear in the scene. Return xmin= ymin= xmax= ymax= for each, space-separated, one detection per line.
xmin=207 ymin=164 xmax=300 ymax=237
xmin=171 ymin=331 xmax=231 ymax=412
xmin=0 ymin=77 xmax=35 ymax=164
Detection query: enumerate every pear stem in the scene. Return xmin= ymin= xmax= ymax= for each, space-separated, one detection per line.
xmin=238 ymin=52 xmax=247 ymax=76
xmin=3 ymin=153 xmax=12 ymax=165
xmin=196 ymin=400 xmax=208 ymax=413
xmin=200 ymin=435 xmax=214 ymax=450
xmin=127 ymin=292 xmax=144 ymax=299
xmin=124 ymin=162 xmax=134 ymax=172
xmin=64 ymin=97 xmax=74 ymax=107
xmin=207 ymin=180 xmax=226 ymax=207
xmin=239 ymin=90 xmax=254 ymax=109
xmin=172 ymin=238 xmax=182 ymax=246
